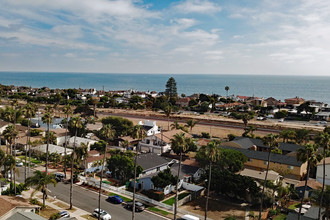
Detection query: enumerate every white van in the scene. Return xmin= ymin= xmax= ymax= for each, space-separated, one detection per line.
xmin=179 ymin=214 xmax=200 ymax=220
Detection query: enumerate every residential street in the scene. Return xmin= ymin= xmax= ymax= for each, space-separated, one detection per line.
xmin=16 ymin=167 xmax=168 ymax=220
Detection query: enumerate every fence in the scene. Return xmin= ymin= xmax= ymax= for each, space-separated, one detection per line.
xmin=79 ymin=176 xmax=173 ymax=211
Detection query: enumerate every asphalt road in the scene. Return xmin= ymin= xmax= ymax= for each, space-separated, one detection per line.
xmin=16 ymin=167 xmax=167 ymax=220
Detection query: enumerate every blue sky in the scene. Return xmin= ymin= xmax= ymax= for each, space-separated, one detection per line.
xmin=0 ymin=0 xmax=330 ymax=75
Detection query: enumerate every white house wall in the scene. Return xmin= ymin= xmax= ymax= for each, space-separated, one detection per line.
xmin=316 ymin=164 xmax=330 ymax=185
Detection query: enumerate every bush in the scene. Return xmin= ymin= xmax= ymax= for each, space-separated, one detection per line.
xmin=2 ymin=183 xmax=28 ymax=195
xmin=201 ymin=132 xmax=210 ymax=139
xmin=224 ymin=217 xmax=236 ymax=220
xmin=268 ymin=209 xmax=279 ymax=217
xmin=227 ymin=134 xmax=236 ymax=141
xmin=141 ymin=190 xmax=165 ymax=201
xmin=30 ymin=129 xmax=42 ymax=137
xmin=21 ymin=118 xmax=29 ymax=126
xmin=49 ymin=213 xmax=60 ymax=220
xmin=30 ymin=198 xmax=42 ymax=206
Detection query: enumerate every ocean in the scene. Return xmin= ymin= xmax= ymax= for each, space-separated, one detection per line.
xmin=0 ymin=72 xmax=329 ymax=104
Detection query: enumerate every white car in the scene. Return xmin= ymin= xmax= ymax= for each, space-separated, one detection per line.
xmin=278 ymin=118 xmax=284 ymax=122
xmin=93 ymin=208 xmax=111 ymax=220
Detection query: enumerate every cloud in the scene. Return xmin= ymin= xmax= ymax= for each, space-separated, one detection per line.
xmin=173 ymin=0 xmax=222 ymax=14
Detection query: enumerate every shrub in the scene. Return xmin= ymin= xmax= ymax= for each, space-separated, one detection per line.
xmin=224 ymin=217 xmax=236 ymax=220
xmin=21 ymin=118 xmax=29 ymax=126
xmin=268 ymin=209 xmax=279 ymax=217
xmin=142 ymin=190 xmax=165 ymax=201
xmin=30 ymin=129 xmax=42 ymax=137
xmin=201 ymin=132 xmax=210 ymax=139
xmin=49 ymin=213 xmax=60 ymax=220
xmin=227 ymin=134 xmax=236 ymax=141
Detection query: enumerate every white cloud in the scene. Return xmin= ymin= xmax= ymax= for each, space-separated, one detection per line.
xmin=173 ymin=0 xmax=221 ymax=14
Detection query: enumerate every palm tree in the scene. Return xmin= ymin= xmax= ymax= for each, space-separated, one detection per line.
xmin=279 ymin=129 xmax=296 ymax=143
xmin=185 ymin=119 xmax=197 ymax=134
xmin=25 ymin=170 xmax=56 ymax=207
xmin=225 ymin=86 xmax=230 ymax=102
xmin=23 ymin=102 xmax=37 ymax=179
xmin=75 ymin=142 xmax=89 ymax=171
xmin=97 ymin=124 xmax=115 ymax=220
xmin=171 ymin=133 xmax=194 ymax=220
xmin=130 ymin=125 xmax=145 ymax=220
xmin=296 ymin=143 xmax=321 ymax=220
xmin=171 ymin=121 xmax=181 ymax=130
xmin=42 ymin=105 xmax=54 ymax=173
xmin=203 ymin=141 xmax=221 ymax=220
xmin=315 ymin=132 xmax=330 ymax=219
xmin=295 ymin=129 xmax=311 ymax=145
xmin=62 ymin=104 xmax=72 ymax=179
xmin=163 ymin=104 xmax=172 ymax=130
xmin=69 ymin=115 xmax=83 ymax=210
xmin=258 ymin=134 xmax=279 ymax=220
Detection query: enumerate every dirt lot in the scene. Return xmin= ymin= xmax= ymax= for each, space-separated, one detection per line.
xmin=180 ymin=196 xmax=246 ymax=220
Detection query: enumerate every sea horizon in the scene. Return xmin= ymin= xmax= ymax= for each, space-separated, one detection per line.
xmin=1 ymin=71 xmax=330 ymax=104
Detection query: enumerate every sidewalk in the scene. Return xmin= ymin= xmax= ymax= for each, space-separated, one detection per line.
xmin=21 ymin=188 xmax=93 ymax=220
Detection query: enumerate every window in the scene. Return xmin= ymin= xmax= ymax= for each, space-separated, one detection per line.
xmin=288 ymin=165 xmax=294 ymax=170
xmin=264 ymin=161 xmax=268 ymax=165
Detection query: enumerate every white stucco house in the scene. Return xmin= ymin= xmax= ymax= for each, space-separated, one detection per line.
xmin=32 ymin=144 xmax=73 ymax=156
xmin=316 ymin=158 xmax=330 ymax=185
xmin=138 ymin=120 xmax=161 ymax=136
xmin=57 ymin=136 xmax=97 ymax=151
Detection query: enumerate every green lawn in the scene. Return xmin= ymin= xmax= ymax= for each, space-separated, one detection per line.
xmin=17 ymin=156 xmax=42 ymax=164
xmin=273 ymin=214 xmax=287 ymax=220
xmin=148 ymin=207 xmax=170 ymax=216
xmin=288 ymin=203 xmax=300 ymax=210
xmin=108 ymin=193 xmax=132 ymax=202
xmin=162 ymin=192 xmax=190 ymax=206
xmin=102 ymin=180 xmax=111 ymax=184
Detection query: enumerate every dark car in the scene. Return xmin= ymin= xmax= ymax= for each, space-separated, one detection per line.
xmin=58 ymin=210 xmax=70 ymax=218
xmin=125 ymin=201 xmax=145 ymax=212
xmin=106 ymin=195 xmax=123 ymax=204
xmin=55 ymin=173 xmax=65 ymax=182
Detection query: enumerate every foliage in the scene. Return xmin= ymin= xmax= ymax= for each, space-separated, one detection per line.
xmin=49 ymin=213 xmax=61 ymax=220
xmin=42 ymin=131 xmax=57 ymax=144
xmin=106 ymin=151 xmax=142 ymax=183
xmin=224 ymin=217 xmax=236 ymax=220
xmin=201 ymin=132 xmax=210 ymax=138
xmin=1 ymin=182 xmax=27 ymax=195
xmin=227 ymin=134 xmax=237 ymax=141
xmin=68 ymin=116 xmax=86 ymax=137
xmin=101 ymin=116 xmax=133 ymax=137
xmin=171 ymin=133 xmax=197 ymax=155
xmin=165 ymin=77 xmax=177 ymax=99
xmin=74 ymin=104 xmax=94 ymax=118
xmin=152 ymin=168 xmax=177 ymax=189
xmin=21 ymin=118 xmax=29 ymax=126
xmin=30 ymin=128 xmax=42 ymax=137
xmin=275 ymin=110 xmax=288 ymax=119
xmin=90 ymin=140 xmax=107 ymax=151
xmin=142 ymin=190 xmax=165 ymax=201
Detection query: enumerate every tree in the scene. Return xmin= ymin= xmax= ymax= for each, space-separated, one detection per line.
xmin=23 ymin=102 xmax=37 ymax=179
xmin=296 ymin=143 xmax=322 ymax=220
xmin=42 ymin=105 xmax=54 ymax=173
xmin=152 ymin=168 xmax=177 ymax=188
xmin=242 ymin=113 xmax=254 ymax=128
xmin=203 ymin=141 xmax=221 ymax=220
xmin=279 ymin=129 xmax=295 ymax=143
xmin=243 ymin=125 xmax=256 ymax=138
xmin=165 ymin=77 xmax=177 ymax=99
xmin=185 ymin=119 xmax=197 ymax=134
xmin=25 ymin=170 xmax=56 ymax=207
xmin=130 ymin=125 xmax=146 ymax=220
xmin=311 ymin=185 xmax=330 ymax=219
xmin=225 ymin=86 xmax=230 ymax=102
xmin=97 ymin=124 xmax=115 ymax=220
xmin=62 ymin=104 xmax=73 ymax=179
xmin=295 ymin=129 xmax=311 ymax=145
xmin=171 ymin=133 xmax=194 ymax=220
xmin=69 ymin=116 xmax=83 ymax=210
xmin=258 ymin=134 xmax=279 ymax=220
xmin=101 ymin=116 xmax=133 ymax=137
xmin=163 ymin=104 xmax=172 ymax=130
xmin=315 ymin=132 xmax=330 ymax=219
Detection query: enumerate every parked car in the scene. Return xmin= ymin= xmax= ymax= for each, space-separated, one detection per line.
xmin=106 ymin=195 xmax=123 ymax=204
xmin=55 ymin=173 xmax=65 ymax=182
xmin=278 ymin=118 xmax=284 ymax=122
xmin=93 ymin=208 xmax=111 ymax=220
xmin=125 ymin=201 xmax=145 ymax=212
xmin=320 ymin=121 xmax=327 ymax=124
xmin=58 ymin=210 xmax=70 ymax=218
xmin=16 ymin=161 xmax=23 ymax=167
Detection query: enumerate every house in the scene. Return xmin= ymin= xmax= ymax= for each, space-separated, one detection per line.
xmin=287 ymin=206 xmax=324 ymax=220
xmin=296 ymin=179 xmax=322 ymax=198
xmin=60 ymin=137 xmax=97 ymax=151
xmin=285 ymin=97 xmax=305 ymax=106
xmin=265 ymin=97 xmax=287 ymax=108
xmin=170 ymin=163 xmax=204 ymax=183
xmin=32 ymin=144 xmax=73 ymax=156
xmin=0 ymin=120 xmax=9 ymax=135
xmin=176 ymin=97 xmax=191 ymax=108
xmin=138 ymin=120 xmax=161 ymax=136
xmin=314 ymin=107 xmax=330 ymax=121
xmin=137 ymin=153 xmax=174 ymax=177
xmin=7 ymin=211 xmax=47 ymax=220
xmin=316 ymin=157 xmax=330 ymax=185
xmin=240 ymin=169 xmax=282 ymax=184
xmin=84 ymin=150 xmax=110 ymax=169
xmin=138 ymin=130 xmax=192 ymax=154
xmin=222 ymin=138 xmax=307 ymax=180
xmin=0 ymin=196 xmax=40 ymax=220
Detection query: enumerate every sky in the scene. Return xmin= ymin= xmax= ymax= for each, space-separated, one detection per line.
xmin=0 ymin=0 xmax=330 ymax=76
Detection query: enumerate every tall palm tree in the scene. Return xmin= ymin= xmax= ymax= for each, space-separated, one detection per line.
xmin=163 ymin=104 xmax=172 ymax=130
xmin=3 ymin=154 xmax=15 ymax=187
xmin=171 ymin=133 xmax=193 ymax=220
xmin=315 ymin=132 xmax=330 ymax=219
xmin=75 ymin=142 xmax=89 ymax=172
xmin=0 ymin=149 xmax=6 ymax=195
xmin=279 ymin=129 xmax=296 ymax=143
xmin=25 ymin=170 xmax=56 ymax=207
xmin=225 ymin=86 xmax=230 ymax=103
xmin=62 ymin=104 xmax=72 ymax=179
xmin=296 ymin=143 xmax=321 ymax=220
xmin=23 ymin=102 xmax=37 ymax=180
xmin=69 ymin=115 xmax=83 ymax=210
xmin=203 ymin=141 xmax=221 ymax=220
xmin=130 ymin=125 xmax=145 ymax=220
xmin=42 ymin=105 xmax=54 ymax=173
xmin=295 ymin=129 xmax=311 ymax=145
xmin=171 ymin=121 xmax=181 ymax=130
xmin=185 ymin=119 xmax=197 ymax=134
xmin=258 ymin=134 xmax=279 ymax=220
xmin=97 ymin=124 xmax=115 ymax=220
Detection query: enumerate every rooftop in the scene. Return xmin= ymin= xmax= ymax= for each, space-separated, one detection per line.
xmin=137 ymin=153 xmax=173 ymax=171
xmin=0 ymin=196 xmax=38 ymax=218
